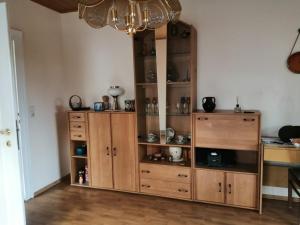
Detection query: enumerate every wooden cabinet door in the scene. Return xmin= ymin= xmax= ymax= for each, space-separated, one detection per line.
xmin=226 ymin=172 xmax=257 ymax=208
xmin=111 ymin=113 xmax=136 ymax=192
xmin=194 ymin=114 xmax=259 ymax=150
xmin=195 ymin=169 xmax=225 ymax=203
xmin=88 ymin=113 xmax=113 ymax=189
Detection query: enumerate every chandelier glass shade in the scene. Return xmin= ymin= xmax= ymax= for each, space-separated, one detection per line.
xmin=78 ymin=0 xmax=182 ymax=34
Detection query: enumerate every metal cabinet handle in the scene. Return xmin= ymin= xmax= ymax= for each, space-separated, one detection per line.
xmin=178 ymin=174 xmax=188 ymax=178
xmin=228 ymin=184 xmax=232 ymax=194
xmin=178 ymin=189 xmax=188 ymax=193
xmin=141 ymin=170 xmax=150 ymax=174
xmin=106 ymin=146 xmax=110 ymax=156
xmin=218 ymin=182 xmax=222 ymax=193
xmin=113 ymin=147 xmax=117 ymax=156
xmin=141 ymin=184 xmax=151 ymax=188
xmin=243 ymin=118 xmax=255 ymax=122
xmin=0 ymin=129 xmax=11 ymax=136
xmin=197 ymin=117 xmax=208 ymax=121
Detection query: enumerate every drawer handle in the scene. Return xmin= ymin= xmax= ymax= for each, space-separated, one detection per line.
xmin=141 ymin=184 xmax=151 ymax=188
xmin=73 ymin=125 xmax=82 ymax=128
xmin=218 ymin=182 xmax=222 ymax=193
xmin=243 ymin=118 xmax=255 ymax=122
xmin=141 ymin=170 xmax=150 ymax=174
xmin=228 ymin=184 xmax=232 ymax=194
xmin=178 ymin=174 xmax=188 ymax=178
xmin=178 ymin=188 xmax=188 ymax=193
xmin=72 ymin=116 xmax=82 ymax=119
xmin=74 ymin=134 xmax=82 ymax=138
xmin=197 ymin=117 xmax=208 ymax=121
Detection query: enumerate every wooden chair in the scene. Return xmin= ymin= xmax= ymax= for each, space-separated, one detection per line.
xmin=288 ymin=167 xmax=300 ymax=208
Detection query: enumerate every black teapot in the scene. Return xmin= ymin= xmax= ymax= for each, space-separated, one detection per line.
xmin=202 ymin=97 xmax=216 ymax=112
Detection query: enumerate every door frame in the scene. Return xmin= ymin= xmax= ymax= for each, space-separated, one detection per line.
xmin=10 ymin=29 xmax=33 ymax=200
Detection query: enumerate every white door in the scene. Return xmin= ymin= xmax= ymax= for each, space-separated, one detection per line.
xmin=11 ymin=29 xmax=33 ymax=201
xmin=0 ymin=3 xmax=26 ymax=225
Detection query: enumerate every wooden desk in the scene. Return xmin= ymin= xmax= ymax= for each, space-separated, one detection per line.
xmin=263 ymin=143 xmax=300 ymax=189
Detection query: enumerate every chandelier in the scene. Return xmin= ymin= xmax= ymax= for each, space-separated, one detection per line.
xmin=78 ymin=0 xmax=182 ymax=35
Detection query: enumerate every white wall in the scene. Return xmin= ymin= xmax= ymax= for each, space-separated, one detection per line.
xmin=61 ymin=0 xmax=300 ymax=137
xmin=61 ymin=16 xmax=135 ymax=109
xmin=6 ymin=0 xmax=68 ymax=194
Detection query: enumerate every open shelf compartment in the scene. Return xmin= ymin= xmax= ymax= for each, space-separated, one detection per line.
xmin=195 ymin=147 xmax=259 ymax=174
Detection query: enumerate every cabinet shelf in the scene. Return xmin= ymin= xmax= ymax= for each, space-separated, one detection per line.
xmin=141 ymin=159 xmax=191 ymax=167
xmin=136 ymin=82 xmax=191 ymax=87
xmin=72 ymin=182 xmax=90 ymax=188
xmin=195 ymin=163 xmax=258 ymax=174
xmin=72 ymin=155 xmax=88 ymax=159
xmin=139 ymin=113 xmax=191 ymax=117
xmin=138 ymin=141 xmax=191 ymax=148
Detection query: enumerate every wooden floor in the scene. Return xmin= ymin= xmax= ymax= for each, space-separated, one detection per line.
xmin=26 ymin=182 xmax=300 ymax=225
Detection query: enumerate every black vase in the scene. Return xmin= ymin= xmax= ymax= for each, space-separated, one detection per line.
xmin=202 ymin=97 xmax=216 ymax=112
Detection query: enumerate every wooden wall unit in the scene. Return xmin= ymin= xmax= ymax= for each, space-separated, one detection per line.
xmin=67 ymin=22 xmax=262 ymax=213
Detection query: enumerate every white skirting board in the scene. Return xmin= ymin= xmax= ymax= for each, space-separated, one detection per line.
xmin=263 ymin=186 xmax=299 ymax=199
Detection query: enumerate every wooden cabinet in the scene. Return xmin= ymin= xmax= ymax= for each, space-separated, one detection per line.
xmin=68 ymin=112 xmax=90 ymax=187
xmin=195 ymin=169 xmax=224 ymax=203
xmin=88 ymin=113 xmax=113 ymax=189
xmin=139 ymin=163 xmax=191 ymax=200
xmin=226 ymin=172 xmax=257 ymax=208
xmin=88 ymin=112 xmax=136 ymax=192
xmin=195 ymin=169 xmax=257 ymax=208
xmin=194 ymin=112 xmax=260 ymax=151
xmin=111 ymin=113 xmax=136 ymax=191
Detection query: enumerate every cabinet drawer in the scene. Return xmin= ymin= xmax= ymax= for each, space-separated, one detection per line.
xmin=140 ymin=178 xmax=191 ymax=199
xmin=140 ymin=163 xmax=191 ymax=183
xmin=69 ymin=112 xmax=86 ymax=122
xmin=70 ymin=122 xmax=86 ymax=132
xmin=194 ymin=114 xmax=259 ymax=150
xmin=70 ymin=131 xmax=86 ymax=141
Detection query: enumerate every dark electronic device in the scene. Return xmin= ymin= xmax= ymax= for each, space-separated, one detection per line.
xmin=208 ymin=151 xmax=223 ymax=167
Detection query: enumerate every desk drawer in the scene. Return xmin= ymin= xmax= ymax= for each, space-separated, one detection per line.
xmin=140 ymin=178 xmax=191 ymax=200
xmin=70 ymin=122 xmax=86 ymax=132
xmin=69 ymin=112 xmax=86 ymax=122
xmin=70 ymin=131 xmax=86 ymax=141
xmin=264 ymin=148 xmax=300 ymax=164
xmin=140 ymin=163 xmax=191 ymax=183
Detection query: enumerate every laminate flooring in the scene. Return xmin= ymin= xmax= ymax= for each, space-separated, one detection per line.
xmin=26 ymin=182 xmax=300 ymax=225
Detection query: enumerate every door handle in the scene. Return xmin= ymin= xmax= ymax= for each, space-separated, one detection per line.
xmin=243 ymin=118 xmax=255 ymax=122
xmin=178 ymin=174 xmax=188 ymax=178
xmin=113 ymin=147 xmax=117 ymax=156
xmin=228 ymin=184 xmax=232 ymax=194
xmin=0 ymin=129 xmax=11 ymax=136
xmin=218 ymin=182 xmax=222 ymax=192
xmin=106 ymin=146 xmax=110 ymax=156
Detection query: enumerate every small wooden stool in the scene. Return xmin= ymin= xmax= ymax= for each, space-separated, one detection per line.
xmin=288 ymin=167 xmax=300 ymax=208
